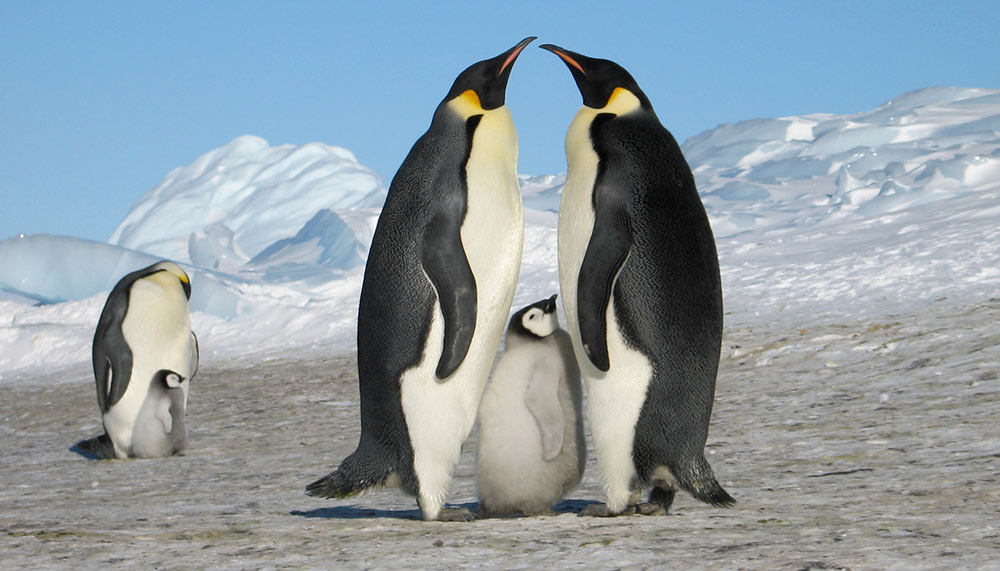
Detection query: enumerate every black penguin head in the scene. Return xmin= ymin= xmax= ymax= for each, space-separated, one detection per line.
xmin=179 ymin=273 xmax=191 ymax=300
xmin=150 ymin=261 xmax=192 ymax=299
xmin=540 ymin=44 xmax=653 ymax=112
xmin=509 ymin=294 xmax=559 ymax=340
xmin=443 ymin=36 xmax=535 ymax=111
xmin=154 ymin=369 xmax=185 ymax=389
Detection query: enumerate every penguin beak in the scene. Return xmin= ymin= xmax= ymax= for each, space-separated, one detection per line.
xmin=498 ymin=36 xmax=537 ymax=77
xmin=463 ymin=36 xmax=535 ymax=110
xmin=484 ymin=36 xmax=536 ymax=109
xmin=539 ymin=44 xmax=586 ymax=77
xmin=544 ymin=293 xmax=558 ymax=314
xmin=540 ymin=44 xmax=615 ymax=109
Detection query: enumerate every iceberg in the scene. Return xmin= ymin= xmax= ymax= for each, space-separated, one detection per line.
xmin=109 ymin=135 xmax=386 ymax=264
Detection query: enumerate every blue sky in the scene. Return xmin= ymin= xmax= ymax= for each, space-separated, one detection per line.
xmin=2 ymin=1 xmax=998 ymax=242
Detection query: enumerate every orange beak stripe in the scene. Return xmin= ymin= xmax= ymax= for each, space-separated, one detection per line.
xmin=500 ymin=43 xmax=528 ymax=75
xmin=553 ymin=50 xmax=586 ymax=76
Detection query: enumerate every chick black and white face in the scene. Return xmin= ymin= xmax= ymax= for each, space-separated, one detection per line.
xmin=521 ymin=306 xmax=557 ymax=338
xmin=510 ymin=294 xmax=560 ymax=339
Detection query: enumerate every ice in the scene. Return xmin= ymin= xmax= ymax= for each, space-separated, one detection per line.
xmin=109 ymin=135 xmax=386 ymax=264
xmin=187 ymin=222 xmax=249 ymax=272
xmin=0 ymin=233 xmax=245 ymax=319
xmin=0 ymin=84 xmax=1000 ymax=376
xmin=0 ymin=234 xmax=162 ymax=304
xmin=2 ymin=85 xmax=999 ymax=383
xmin=707 ymin=181 xmax=770 ymax=201
xmin=518 ymin=174 xmax=566 ymax=212
xmin=684 ymin=87 xmax=1000 ymax=237
xmin=247 ymin=209 xmax=365 ymax=281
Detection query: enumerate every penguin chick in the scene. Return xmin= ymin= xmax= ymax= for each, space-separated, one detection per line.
xmin=476 ymin=294 xmax=585 ymax=517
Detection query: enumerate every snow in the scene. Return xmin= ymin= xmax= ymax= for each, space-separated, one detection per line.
xmin=108 ymin=135 xmax=386 ymax=265
xmin=2 ymin=86 xmax=1000 ymax=567
xmin=2 ymin=85 xmax=998 ymax=377
xmin=1 ymin=84 xmax=997 ymax=381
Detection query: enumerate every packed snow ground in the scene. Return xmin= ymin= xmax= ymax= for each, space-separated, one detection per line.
xmin=1 ymin=297 xmax=997 ymax=568
xmin=1 ymin=87 xmax=999 ymax=567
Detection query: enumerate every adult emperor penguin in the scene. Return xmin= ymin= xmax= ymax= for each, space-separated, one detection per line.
xmin=476 ymin=294 xmax=585 ymax=517
xmin=74 ymin=261 xmax=199 ymax=460
xmin=540 ymin=44 xmax=735 ymax=516
xmin=306 ymin=37 xmax=533 ymax=521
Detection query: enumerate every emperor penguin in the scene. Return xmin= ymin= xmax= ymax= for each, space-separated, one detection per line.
xmin=74 ymin=261 xmax=199 ymax=460
xmin=540 ymin=44 xmax=735 ymax=516
xmin=306 ymin=37 xmax=533 ymax=521
xmin=476 ymin=294 xmax=585 ymax=517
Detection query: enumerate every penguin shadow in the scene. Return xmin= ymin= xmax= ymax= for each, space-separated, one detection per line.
xmin=290 ymin=502 xmax=475 ymax=521
xmin=70 ymin=444 xmax=104 ymax=461
xmin=476 ymin=499 xmax=601 ymax=519
xmin=291 ymin=499 xmax=600 ymax=520
xmin=550 ymin=498 xmax=601 ymax=516
xmin=69 ymin=435 xmax=189 ymax=461
xmin=69 ymin=434 xmax=113 ymax=460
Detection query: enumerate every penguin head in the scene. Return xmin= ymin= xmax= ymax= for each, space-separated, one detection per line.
xmin=442 ymin=36 xmax=535 ymax=114
xmin=509 ymin=294 xmax=559 ymax=340
xmin=147 ymin=261 xmax=192 ymax=299
xmin=540 ymin=44 xmax=652 ymax=114
xmin=155 ymin=369 xmax=186 ymax=389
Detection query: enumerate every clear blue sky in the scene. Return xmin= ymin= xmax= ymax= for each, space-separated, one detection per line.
xmin=2 ymin=1 xmax=998 ymax=242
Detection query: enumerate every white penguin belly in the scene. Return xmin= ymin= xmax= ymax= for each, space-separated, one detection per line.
xmin=400 ymin=105 xmax=523 ymax=517
xmin=103 ymin=278 xmax=195 ymax=458
xmin=558 ymin=105 xmax=652 ymax=513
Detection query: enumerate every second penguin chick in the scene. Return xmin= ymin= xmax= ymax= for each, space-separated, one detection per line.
xmin=476 ymin=294 xmax=585 ymax=517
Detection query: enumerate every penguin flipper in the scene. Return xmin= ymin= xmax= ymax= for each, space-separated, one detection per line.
xmin=93 ymin=325 xmax=133 ymax=414
xmin=577 ymin=179 xmax=631 ymax=372
xmin=421 ymin=212 xmax=477 ymax=380
xmin=189 ymin=331 xmax=200 ymax=380
xmin=525 ymin=362 xmax=565 ymax=461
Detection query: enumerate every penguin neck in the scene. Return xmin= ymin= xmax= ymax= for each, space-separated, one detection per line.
xmin=450 ymin=104 xmax=518 ymax=171
xmin=565 ymin=87 xmax=643 ymax=157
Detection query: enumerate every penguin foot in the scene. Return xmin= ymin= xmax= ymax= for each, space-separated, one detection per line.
xmin=71 ymin=433 xmax=116 ymax=460
xmin=525 ymin=507 xmax=558 ymax=517
xmin=434 ymin=507 xmax=475 ymax=522
xmin=579 ymin=503 xmax=636 ymax=517
xmin=476 ymin=505 xmax=557 ymax=519
xmin=635 ymin=502 xmax=668 ymax=516
xmin=637 ymin=486 xmax=676 ymax=515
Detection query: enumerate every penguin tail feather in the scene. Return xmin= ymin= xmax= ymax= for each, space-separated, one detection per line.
xmin=677 ymin=456 xmax=736 ymax=508
xmin=305 ymin=452 xmax=396 ymax=499
xmin=305 ymin=469 xmax=364 ymax=499
xmin=689 ymin=478 xmax=736 ymax=507
xmin=71 ymin=433 xmax=116 ymax=460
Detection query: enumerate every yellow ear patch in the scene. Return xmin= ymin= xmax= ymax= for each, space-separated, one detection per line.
xmin=602 ymin=87 xmax=641 ymax=116
xmin=151 ymin=261 xmax=191 ymax=284
xmin=448 ymin=89 xmax=487 ymax=118
xmin=460 ymin=89 xmax=482 ymax=108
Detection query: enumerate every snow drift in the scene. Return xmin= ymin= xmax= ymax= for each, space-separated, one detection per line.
xmin=2 ymin=87 xmax=999 ymax=379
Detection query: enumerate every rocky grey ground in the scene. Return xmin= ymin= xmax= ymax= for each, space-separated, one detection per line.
xmin=2 ymin=297 xmax=998 ymax=569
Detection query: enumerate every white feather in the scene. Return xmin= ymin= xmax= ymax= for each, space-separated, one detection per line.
xmin=558 ymin=90 xmax=651 ymax=513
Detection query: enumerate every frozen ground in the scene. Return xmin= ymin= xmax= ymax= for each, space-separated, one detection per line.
xmin=1 ymin=296 xmax=998 ymax=569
